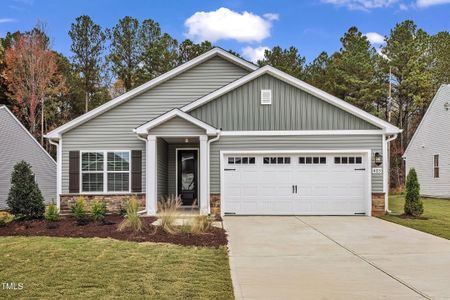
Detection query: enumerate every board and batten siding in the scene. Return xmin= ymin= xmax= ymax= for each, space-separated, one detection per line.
xmin=190 ymin=74 xmax=379 ymax=131
xmin=156 ymin=138 xmax=168 ymax=200
xmin=405 ymin=85 xmax=450 ymax=197
xmin=0 ymin=107 xmax=56 ymax=208
xmin=149 ymin=116 xmax=207 ymax=136
xmin=209 ymin=135 xmax=383 ymax=193
xmin=61 ymin=56 xmax=249 ymax=193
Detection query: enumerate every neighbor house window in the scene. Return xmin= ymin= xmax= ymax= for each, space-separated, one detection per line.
xmin=434 ymin=155 xmax=439 ymax=178
xmin=81 ymin=151 xmax=130 ymax=193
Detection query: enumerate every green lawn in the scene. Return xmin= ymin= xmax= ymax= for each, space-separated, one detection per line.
xmin=0 ymin=237 xmax=234 ymax=299
xmin=381 ymin=194 xmax=450 ymax=240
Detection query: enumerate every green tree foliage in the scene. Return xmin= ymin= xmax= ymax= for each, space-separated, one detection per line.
xmin=430 ymin=32 xmax=450 ymax=89
xmin=7 ymin=161 xmax=45 ymax=219
xmin=177 ymin=39 xmax=213 ymax=64
xmin=69 ymin=15 xmax=107 ymax=112
xmin=303 ymin=51 xmax=334 ymax=94
xmin=258 ymin=46 xmax=306 ymax=79
xmin=404 ymin=168 xmax=423 ymax=217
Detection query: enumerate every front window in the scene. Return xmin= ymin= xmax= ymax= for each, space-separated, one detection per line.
xmin=434 ymin=155 xmax=439 ymax=178
xmin=81 ymin=151 xmax=130 ymax=193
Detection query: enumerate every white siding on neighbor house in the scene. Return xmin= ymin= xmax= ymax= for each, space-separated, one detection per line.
xmin=405 ymin=85 xmax=450 ymax=198
xmin=61 ymin=56 xmax=249 ymax=193
xmin=0 ymin=107 xmax=56 ymax=208
xmin=209 ymin=135 xmax=384 ymax=193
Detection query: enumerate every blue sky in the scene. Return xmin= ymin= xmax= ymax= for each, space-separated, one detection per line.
xmin=1 ymin=0 xmax=449 ymax=62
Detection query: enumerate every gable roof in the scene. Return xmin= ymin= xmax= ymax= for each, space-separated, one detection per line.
xmin=134 ymin=109 xmax=218 ymax=136
xmin=0 ymin=106 xmax=56 ymax=164
xmin=404 ymin=84 xmax=450 ymax=157
xmin=181 ymin=65 xmax=401 ymax=134
xmin=45 ymin=48 xmax=257 ymax=140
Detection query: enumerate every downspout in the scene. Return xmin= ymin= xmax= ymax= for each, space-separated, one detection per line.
xmin=206 ymin=130 xmax=221 ymax=214
xmin=136 ymin=134 xmax=148 ymax=215
xmin=384 ymin=134 xmax=398 ymax=214
xmin=48 ymin=138 xmax=61 ymax=209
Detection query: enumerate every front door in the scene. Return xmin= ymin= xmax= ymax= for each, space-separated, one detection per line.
xmin=177 ymin=149 xmax=198 ymax=206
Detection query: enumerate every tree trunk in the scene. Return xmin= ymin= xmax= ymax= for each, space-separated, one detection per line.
xmin=85 ymin=91 xmax=89 ymax=113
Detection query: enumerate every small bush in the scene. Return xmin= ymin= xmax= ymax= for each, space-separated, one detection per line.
xmin=7 ymin=161 xmax=45 ymax=219
xmin=404 ymin=168 xmax=424 ymax=217
xmin=118 ymin=197 xmax=142 ymax=232
xmin=157 ymin=195 xmax=182 ymax=234
xmin=191 ymin=215 xmax=214 ymax=234
xmin=44 ymin=203 xmax=60 ymax=222
xmin=91 ymin=200 xmax=107 ymax=222
xmin=71 ymin=197 xmax=89 ymax=225
xmin=0 ymin=212 xmax=15 ymax=227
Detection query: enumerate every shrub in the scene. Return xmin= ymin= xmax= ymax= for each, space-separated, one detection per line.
xmin=118 ymin=197 xmax=142 ymax=232
xmin=404 ymin=168 xmax=424 ymax=217
xmin=190 ymin=215 xmax=214 ymax=234
xmin=91 ymin=200 xmax=107 ymax=222
xmin=7 ymin=161 xmax=45 ymax=219
xmin=44 ymin=203 xmax=60 ymax=222
xmin=157 ymin=195 xmax=182 ymax=234
xmin=71 ymin=197 xmax=89 ymax=225
xmin=0 ymin=212 xmax=14 ymax=227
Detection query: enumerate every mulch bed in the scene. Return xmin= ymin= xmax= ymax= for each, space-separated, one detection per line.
xmin=0 ymin=215 xmax=228 ymax=247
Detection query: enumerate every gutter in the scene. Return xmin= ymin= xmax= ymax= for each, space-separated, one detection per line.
xmin=136 ymin=134 xmax=148 ymax=215
xmin=384 ymin=134 xmax=398 ymax=214
xmin=206 ymin=130 xmax=222 ymax=214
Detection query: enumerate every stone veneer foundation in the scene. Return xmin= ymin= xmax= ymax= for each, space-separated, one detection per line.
xmin=371 ymin=193 xmax=386 ymax=217
xmin=60 ymin=193 xmax=145 ymax=214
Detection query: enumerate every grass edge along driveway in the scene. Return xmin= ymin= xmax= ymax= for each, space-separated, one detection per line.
xmin=0 ymin=236 xmax=234 ymax=299
xmin=381 ymin=194 xmax=450 ymax=240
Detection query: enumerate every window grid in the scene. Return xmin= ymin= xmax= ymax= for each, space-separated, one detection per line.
xmin=298 ymin=157 xmax=326 ymax=165
xmin=263 ymin=157 xmax=291 ymax=165
xmin=228 ymin=157 xmax=256 ymax=165
xmin=334 ymin=156 xmax=362 ymax=164
xmin=434 ymin=155 xmax=439 ymax=178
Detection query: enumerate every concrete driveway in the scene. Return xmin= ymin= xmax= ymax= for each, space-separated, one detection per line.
xmin=224 ymin=216 xmax=450 ymax=300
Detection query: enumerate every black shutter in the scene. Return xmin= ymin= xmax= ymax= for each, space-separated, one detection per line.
xmin=69 ymin=151 xmax=80 ymax=193
xmin=131 ymin=150 xmax=142 ymax=193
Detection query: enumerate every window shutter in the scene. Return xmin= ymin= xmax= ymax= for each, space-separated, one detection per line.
xmin=131 ymin=150 xmax=142 ymax=193
xmin=69 ymin=151 xmax=80 ymax=193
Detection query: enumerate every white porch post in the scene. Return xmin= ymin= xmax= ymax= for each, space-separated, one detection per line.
xmin=147 ymin=135 xmax=157 ymax=216
xmin=199 ymin=135 xmax=209 ymax=214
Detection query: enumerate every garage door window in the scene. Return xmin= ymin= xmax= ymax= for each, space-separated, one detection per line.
xmin=298 ymin=157 xmax=326 ymax=164
xmin=228 ymin=157 xmax=255 ymax=165
xmin=334 ymin=156 xmax=362 ymax=164
xmin=263 ymin=157 xmax=291 ymax=164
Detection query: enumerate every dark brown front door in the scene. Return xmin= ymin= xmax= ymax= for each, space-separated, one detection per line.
xmin=177 ymin=149 xmax=198 ymax=206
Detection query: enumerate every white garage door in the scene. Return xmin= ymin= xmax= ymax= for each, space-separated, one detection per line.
xmin=222 ymin=152 xmax=370 ymax=215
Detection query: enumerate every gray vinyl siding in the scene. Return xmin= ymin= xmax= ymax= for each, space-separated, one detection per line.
xmin=61 ymin=56 xmax=249 ymax=193
xmin=190 ymin=74 xmax=379 ymax=131
xmin=405 ymin=85 xmax=450 ymax=197
xmin=209 ymin=135 xmax=383 ymax=193
xmin=149 ymin=116 xmax=207 ymax=136
xmin=0 ymin=107 xmax=56 ymax=209
xmin=167 ymin=143 xmax=199 ymax=196
xmin=157 ymin=138 xmax=168 ymax=201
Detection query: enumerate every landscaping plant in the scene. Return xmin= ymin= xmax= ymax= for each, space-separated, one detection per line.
xmin=71 ymin=197 xmax=90 ymax=225
xmin=7 ymin=161 xmax=45 ymax=219
xmin=44 ymin=203 xmax=60 ymax=228
xmin=0 ymin=211 xmax=14 ymax=227
xmin=118 ymin=197 xmax=142 ymax=232
xmin=91 ymin=199 xmax=107 ymax=222
xmin=157 ymin=195 xmax=182 ymax=234
xmin=404 ymin=168 xmax=424 ymax=217
xmin=191 ymin=215 xmax=214 ymax=234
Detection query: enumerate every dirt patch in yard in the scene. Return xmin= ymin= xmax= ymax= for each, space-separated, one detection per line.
xmin=0 ymin=215 xmax=227 ymax=247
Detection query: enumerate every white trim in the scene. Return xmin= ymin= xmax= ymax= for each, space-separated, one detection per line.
xmin=181 ymin=66 xmax=401 ymax=134
xmin=0 ymin=105 xmax=56 ymax=164
xmin=175 ymin=148 xmax=200 ymax=207
xmin=79 ymin=150 xmax=131 ymax=194
xmin=220 ymin=130 xmax=385 ymax=136
xmin=199 ymin=135 xmax=208 ymax=214
xmin=134 ymin=109 xmax=218 ymax=135
xmin=45 ymin=48 xmax=256 ymax=139
xmin=220 ymin=149 xmax=372 ymax=217
xmin=147 ymin=136 xmax=157 ymax=216
xmin=48 ymin=138 xmax=61 ymax=208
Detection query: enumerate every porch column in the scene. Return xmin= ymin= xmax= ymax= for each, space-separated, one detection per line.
xmin=199 ymin=135 xmax=209 ymax=214
xmin=147 ymin=135 xmax=157 ymax=216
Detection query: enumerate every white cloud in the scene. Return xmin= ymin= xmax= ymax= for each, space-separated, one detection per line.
xmin=399 ymin=3 xmax=409 ymax=9
xmin=320 ymin=0 xmax=399 ymax=10
xmin=416 ymin=0 xmax=450 ymax=7
xmin=0 ymin=18 xmax=16 ymax=24
xmin=365 ymin=32 xmax=385 ymax=44
xmin=185 ymin=7 xmax=278 ymax=43
xmin=242 ymin=46 xmax=269 ymax=63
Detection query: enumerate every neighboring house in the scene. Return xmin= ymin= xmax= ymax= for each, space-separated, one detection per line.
xmin=46 ymin=48 xmax=401 ymax=217
xmin=404 ymin=84 xmax=450 ymax=198
xmin=0 ymin=106 xmax=56 ymax=209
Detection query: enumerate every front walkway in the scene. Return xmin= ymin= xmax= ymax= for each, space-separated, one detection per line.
xmin=224 ymin=216 xmax=450 ymax=300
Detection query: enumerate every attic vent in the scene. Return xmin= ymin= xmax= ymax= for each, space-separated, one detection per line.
xmin=261 ymin=89 xmax=272 ymax=105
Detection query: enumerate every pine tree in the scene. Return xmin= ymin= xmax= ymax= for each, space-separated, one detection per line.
xmin=404 ymin=168 xmax=423 ymax=217
xmin=7 ymin=161 xmax=45 ymax=219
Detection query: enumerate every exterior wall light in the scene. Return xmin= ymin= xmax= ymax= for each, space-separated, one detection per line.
xmin=374 ymin=152 xmax=383 ymax=166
